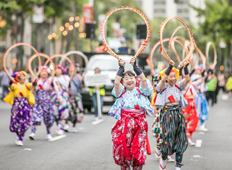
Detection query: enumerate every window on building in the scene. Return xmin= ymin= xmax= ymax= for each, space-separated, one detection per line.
xmin=177 ymin=0 xmax=188 ymax=5
xmin=182 ymin=17 xmax=189 ymax=21
xmin=177 ymin=9 xmax=189 ymax=13
xmin=154 ymin=0 xmax=166 ymax=5
xmin=154 ymin=9 xmax=166 ymax=13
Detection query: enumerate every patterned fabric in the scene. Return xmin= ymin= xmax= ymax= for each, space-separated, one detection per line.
xmin=195 ymin=93 xmax=209 ymax=125
xmin=160 ymin=105 xmax=188 ymax=167
xmin=109 ymin=79 xmax=153 ymax=120
xmin=155 ymin=80 xmax=187 ymax=109
xmin=32 ymin=90 xmax=54 ymax=129
xmin=112 ymin=110 xmax=148 ymax=167
xmin=181 ymin=98 xmax=198 ymax=139
xmin=151 ymin=108 xmax=162 ymax=149
xmin=10 ymin=97 xmax=32 ymax=134
xmin=68 ymin=94 xmax=84 ymax=124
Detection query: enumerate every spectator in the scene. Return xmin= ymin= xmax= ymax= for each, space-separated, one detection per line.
xmin=226 ymin=73 xmax=232 ymax=96
xmin=0 ymin=68 xmax=12 ymax=100
xmin=118 ymin=37 xmax=128 ymax=54
xmin=206 ymin=71 xmax=217 ymax=106
xmin=89 ymin=68 xmax=105 ymax=120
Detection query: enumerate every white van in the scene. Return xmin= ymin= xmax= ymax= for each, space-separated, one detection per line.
xmin=81 ymin=54 xmax=134 ymax=112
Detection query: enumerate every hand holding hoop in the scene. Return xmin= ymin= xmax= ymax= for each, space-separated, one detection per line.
xmin=101 ymin=6 xmax=151 ymax=60
xmin=3 ymin=43 xmax=41 ymax=81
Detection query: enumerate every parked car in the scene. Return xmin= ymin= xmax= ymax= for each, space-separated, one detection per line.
xmin=81 ymin=54 xmax=135 ymax=112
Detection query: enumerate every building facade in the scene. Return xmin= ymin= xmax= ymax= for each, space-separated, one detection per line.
xmin=136 ymin=0 xmax=206 ymax=27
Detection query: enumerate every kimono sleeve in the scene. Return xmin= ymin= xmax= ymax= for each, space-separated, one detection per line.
xmin=156 ymin=81 xmax=166 ymax=93
xmin=26 ymin=83 xmax=33 ymax=90
xmin=176 ymin=79 xmax=185 ymax=90
xmin=138 ymin=79 xmax=153 ymax=96
xmin=112 ymin=83 xmax=125 ymax=98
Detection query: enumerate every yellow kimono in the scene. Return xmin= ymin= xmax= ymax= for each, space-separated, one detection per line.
xmin=4 ymin=82 xmax=35 ymax=106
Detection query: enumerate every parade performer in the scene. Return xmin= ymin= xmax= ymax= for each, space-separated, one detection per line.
xmin=29 ymin=66 xmax=54 ymax=140
xmin=156 ymin=60 xmax=190 ymax=170
xmin=191 ymin=66 xmax=209 ymax=132
xmin=109 ymin=57 xmax=153 ymax=170
xmin=180 ymin=66 xmax=198 ymax=146
xmin=64 ymin=66 xmax=84 ymax=132
xmin=52 ymin=65 xmax=70 ymax=135
xmin=4 ymin=71 xmax=36 ymax=146
xmin=151 ymin=74 xmax=174 ymax=162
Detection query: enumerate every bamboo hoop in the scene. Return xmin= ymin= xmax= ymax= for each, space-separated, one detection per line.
xmin=27 ymin=53 xmax=55 ymax=79
xmin=159 ymin=17 xmax=196 ymax=66
xmin=3 ymin=43 xmax=41 ymax=81
xmin=101 ymin=6 xmax=151 ymax=60
xmin=206 ymin=42 xmax=217 ymax=69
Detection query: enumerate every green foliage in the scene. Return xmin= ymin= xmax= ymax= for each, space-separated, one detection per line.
xmin=190 ymin=0 xmax=232 ymax=44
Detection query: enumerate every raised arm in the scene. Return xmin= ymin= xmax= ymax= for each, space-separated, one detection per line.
xmin=182 ymin=61 xmax=191 ymax=89
xmin=160 ymin=60 xmax=175 ymax=90
xmin=114 ymin=58 xmax=125 ymax=96
xmin=130 ymin=57 xmax=147 ymax=89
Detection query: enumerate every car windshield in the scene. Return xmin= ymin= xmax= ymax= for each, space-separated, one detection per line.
xmin=88 ymin=58 xmax=132 ymax=71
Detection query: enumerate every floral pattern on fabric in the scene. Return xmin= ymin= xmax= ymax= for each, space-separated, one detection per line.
xmin=109 ymin=79 xmax=153 ymax=120
xmin=68 ymin=94 xmax=84 ymax=123
xmin=10 ymin=97 xmax=32 ymax=134
xmin=32 ymin=90 xmax=54 ymax=128
xmin=112 ymin=110 xmax=148 ymax=167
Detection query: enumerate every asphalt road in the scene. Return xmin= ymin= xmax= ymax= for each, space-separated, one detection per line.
xmin=0 ymin=94 xmax=231 ymax=170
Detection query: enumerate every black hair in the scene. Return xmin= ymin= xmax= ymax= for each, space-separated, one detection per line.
xmin=121 ymin=71 xmax=136 ymax=82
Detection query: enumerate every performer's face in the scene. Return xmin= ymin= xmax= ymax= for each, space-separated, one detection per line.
xmin=40 ymin=70 xmax=48 ymax=79
xmin=18 ymin=74 xmax=26 ymax=84
xmin=69 ymin=66 xmax=75 ymax=75
xmin=123 ymin=74 xmax=136 ymax=90
xmin=167 ymin=72 xmax=177 ymax=86
xmin=55 ymin=68 xmax=62 ymax=76
xmin=195 ymin=69 xmax=201 ymax=75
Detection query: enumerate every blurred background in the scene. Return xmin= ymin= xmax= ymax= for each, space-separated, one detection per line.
xmin=0 ymin=0 xmax=231 ymax=73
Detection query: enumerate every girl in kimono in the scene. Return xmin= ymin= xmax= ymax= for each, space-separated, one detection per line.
xmin=109 ymin=57 xmax=154 ymax=170
xmin=29 ymin=66 xmax=54 ymax=140
xmin=155 ymin=60 xmax=190 ymax=170
xmin=191 ymin=66 xmax=209 ymax=132
xmin=179 ymin=66 xmax=199 ymax=146
xmin=151 ymin=74 xmax=174 ymax=162
xmin=64 ymin=66 xmax=83 ymax=132
xmin=52 ymin=65 xmax=70 ymax=135
xmin=4 ymin=71 xmax=36 ymax=146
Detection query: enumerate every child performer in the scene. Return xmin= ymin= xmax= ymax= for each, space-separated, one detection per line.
xmin=179 ymin=66 xmax=198 ymax=146
xmin=52 ymin=65 xmax=70 ymax=135
xmin=65 ymin=65 xmax=83 ymax=132
xmin=151 ymin=74 xmax=174 ymax=162
xmin=4 ymin=71 xmax=36 ymax=146
xmin=109 ymin=57 xmax=154 ymax=170
xmin=155 ymin=60 xmax=190 ymax=170
xmin=191 ymin=66 xmax=209 ymax=132
xmin=29 ymin=66 xmax=54 ymax=140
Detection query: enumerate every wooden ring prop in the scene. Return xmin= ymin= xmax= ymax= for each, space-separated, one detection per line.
xmin=147 ymin=38 xmax=188 ymax=73
xmin=27 ymin=53 xmax=55 ymax=79
xmin=101 ymin=6 xmax=151 ymax=60
xmin=59 ymin=51 xmax=88 ymax=74
xmin=44 ymin=54 xmax=75 ymax=83
xmin=159 ymin=17 xmax=196 ymax=65
xmin=170 ymin=36 xmax=190 ymax=63
xmin=206 ymin=42 xmax=217 ymax=69
xmin=195 ymin=46 xmax=206 ymax=70
xmin=3 ymin=43 xmax=41 ymax=81
xmin=168 ymin=25 xmax=185 ymax=56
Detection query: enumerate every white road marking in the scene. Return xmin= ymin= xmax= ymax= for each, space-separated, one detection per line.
xmin=193 ymin=155 xmax=201 ymax=158
xmin=199 ymin=132 xmax=205 ymax=135
xmin=195 ymin=140 xmax=202 ymax=147
xmin=24 ymin=148 xmax=32 ymax=151
xmin=92 ymin=119 xmax=104 ymax=125
xmin=49 ymin=135 xmax=66 ymax=141
xmin=78 ymin=127 xmax=84 ymax=130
